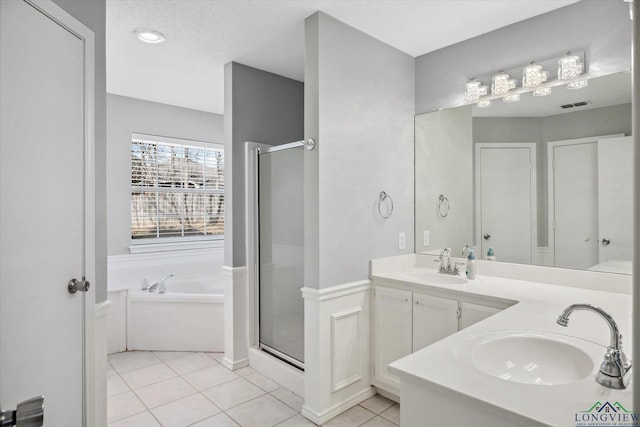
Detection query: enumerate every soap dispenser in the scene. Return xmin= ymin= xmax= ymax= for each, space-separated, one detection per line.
xmin=486 ymin=247 xmax=496 ymax=261
xmin=466 ymin=249 xmax=476 ymax=280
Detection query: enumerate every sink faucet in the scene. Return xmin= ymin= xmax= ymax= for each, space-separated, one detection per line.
xmin=556 ymin=303 xmax=631 ymax=389
xmin=461 ymin=245 xmax=471 ymax=258
xmin=148 ymin=274 xmax=173 ymax=293
xmin=435 ymin=248 xmax=459 ymax=275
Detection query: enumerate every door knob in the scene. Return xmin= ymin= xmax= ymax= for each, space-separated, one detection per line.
xmin=68 ymin=278 xmax=90 ymax=294
xmin=601 ymin=238 xmax=611 ymax=246
xmin=483 ymin=234 xmax=491 ymax=240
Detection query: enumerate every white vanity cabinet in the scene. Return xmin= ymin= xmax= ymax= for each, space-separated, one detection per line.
xmin=412 ymin=293 xmax=458 ymax=352
xmin=373 ymin=286 xmax=412 ymax=392
xmin=372 ymin=282 xmax=507 ymax=397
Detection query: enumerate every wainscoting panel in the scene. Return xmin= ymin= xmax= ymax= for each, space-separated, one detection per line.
xmin=331 ymin=307 xmax=362 ymax=392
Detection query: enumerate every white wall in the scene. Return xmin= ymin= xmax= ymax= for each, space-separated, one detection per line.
xmin=106 ymin=94 xmax=224 ymax=256
xmin=305 ymin=11 xmax=415 ymax=290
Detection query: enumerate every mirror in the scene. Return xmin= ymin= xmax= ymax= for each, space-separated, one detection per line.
xmin=415 ymin=71 xmax=632 ymax=275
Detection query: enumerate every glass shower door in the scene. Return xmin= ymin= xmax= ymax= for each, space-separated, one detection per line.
xmin=258 ymin=143 xmax=304 ymax=368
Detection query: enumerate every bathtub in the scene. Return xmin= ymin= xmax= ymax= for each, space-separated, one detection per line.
xmin=126 ymin=276 xmax=224 ymax=352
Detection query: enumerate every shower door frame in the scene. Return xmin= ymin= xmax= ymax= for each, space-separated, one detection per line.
xmin=245 ymin=140 xmax=305 ymax=370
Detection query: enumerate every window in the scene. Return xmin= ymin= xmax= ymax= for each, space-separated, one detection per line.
xmin=130 ymin=134 xmax=224 ymax=243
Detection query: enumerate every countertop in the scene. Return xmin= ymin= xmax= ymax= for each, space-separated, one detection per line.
xmin=374 ymin=263 xmax=633 ymax=427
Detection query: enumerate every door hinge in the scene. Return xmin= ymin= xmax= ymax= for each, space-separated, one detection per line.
xmin=456 ymin=307 xmax=461 ymax=319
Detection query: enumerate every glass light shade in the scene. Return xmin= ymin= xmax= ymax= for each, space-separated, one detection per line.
xmin=477 ymin=99 xmax=492 ymax=108
xmin=533 ymin=87 xmax=551 ymax=96
xmin=567 ymin=79 xmax=588 ymax=89
xmin=465 ymin=81 xmax=482 ymax=101
xmin=503 ymin=93 xmax=520 ymax=103
xmin=492 ymin=73 xmax=511 ymax=95
xmin=558 ymin=55 xmax=583 ymax=80
xmin=523 ymin=64 xmax=543 ymax=88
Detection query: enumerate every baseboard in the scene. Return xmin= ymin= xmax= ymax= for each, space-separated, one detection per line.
xmin=248 ymin=347 xmax=305 ymax=397
xmin=222 ymin=356 xmax=249 ymax=371
xmin=375 ymin=386 xmax=399 ymax=404
xmin=301 ymin=386 xmax=376 ymax=425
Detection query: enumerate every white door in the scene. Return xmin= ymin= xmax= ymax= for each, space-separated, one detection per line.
xmin=597 ymin=136 xmax=633 ymax=263
xmin=373 ymin=287 xmax=412 ymax=392
xmin=0 ymin=1 xmax=94 ymax=425
xmin=551 ymin=143 xmax=599 ymax=269
xmin=412 ymin=294 xmax=458 ymax=352
xmin=476 ymin=144 xmax=536 ymax=264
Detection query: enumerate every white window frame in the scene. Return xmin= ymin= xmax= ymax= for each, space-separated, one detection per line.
xmin=129 ymin=133 xmax=224 ymax=253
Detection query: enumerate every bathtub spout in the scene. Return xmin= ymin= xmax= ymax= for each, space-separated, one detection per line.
xmin=148 ymin=274 xmax=174 ymax=293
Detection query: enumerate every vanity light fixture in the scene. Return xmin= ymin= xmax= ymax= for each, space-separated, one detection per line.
xmin=464 ymin=51 xmax=588 ymax=108
xmin=134 ymin=28 xmax=166 ymax=44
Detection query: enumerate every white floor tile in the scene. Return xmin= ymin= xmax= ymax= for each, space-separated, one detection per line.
xmin=226 ymin=394 xmax=297 ymax=427
xmin=108 ymin=375 xmax=131 ymax=397
xmin=107 ymin=410 xmax=161 ymax=427
xmin=190 ymin=412 xmax=241 ymax=426
xmin=323 ymin=405 xmax=376 ymax=427
xmin=183 ymin=364 xmax=240 ymax=391
xmin=206 ymin=352 xmax=225 ymax=363
xmin=108 ymin=351 xmax=162 ymax=374
xmin=134 ymin=376 xmax=197 ymax=409
xmin=166 ymin=352 xmax=218 ymax=375
xmin=244 ymin=372 xmax=280 ymax=392
xmin=153 ymin=351 xmax=195 ymax=362
xmin=379 ymin=405 xmax=399 ymax=425
xmin=361 ymin=416 xmax=398 ymax=427
xmin=274 ymin=414 xmax=316 ymax=426
xmin=359 ymin=395 xmax=394 ymax=414
xmin=271 ymin=388 xmax=304 ymax=412
xmin=233 ymin=366 xmax=256 ymax=377
xmin=107 ymin=391 xmax=147 ymax=423
xmin=201 ymin=378 xmax=265 ymax=410
xmin=121 ymin=362 xmax=177 ymax=390
xmin=151 ymin=393 xmax=221 ymax=427
xmin=107 ymin=363 xmax=118 ymax=377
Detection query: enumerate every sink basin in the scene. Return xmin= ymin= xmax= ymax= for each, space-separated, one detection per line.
xmin=457 ymin=331 xmax=596 ymax=385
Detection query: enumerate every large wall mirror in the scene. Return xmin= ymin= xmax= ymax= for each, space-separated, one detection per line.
xmin=415 ymin=70 xmax=632 ymax=275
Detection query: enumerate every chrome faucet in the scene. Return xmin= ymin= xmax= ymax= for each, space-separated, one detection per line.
xmin=148 ymin=274 xmax=173 ymax=293
xmin=435 ymin=248 xmax=459 ymax=275
xmin=556 ymin=303 xmax=631 ymax=389
xmin=461 ymin=245 xmax=471 ymax=258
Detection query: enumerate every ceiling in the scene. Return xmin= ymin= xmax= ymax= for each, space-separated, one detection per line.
xmin=106 ymin=0 xmax=580 ymax=114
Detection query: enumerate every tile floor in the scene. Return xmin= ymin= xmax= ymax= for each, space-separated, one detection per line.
xmin=108 ymin=351 xmax=400 ymax=427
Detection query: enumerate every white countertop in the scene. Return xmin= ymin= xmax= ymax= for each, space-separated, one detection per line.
xmin=374 ymin=261 xmax=633 ymax=427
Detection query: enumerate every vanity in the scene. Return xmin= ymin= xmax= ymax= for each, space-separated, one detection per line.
xmin=370 ymin=254 xmax=633 ymax=427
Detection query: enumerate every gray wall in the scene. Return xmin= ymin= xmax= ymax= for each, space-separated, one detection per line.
xmin=107 ymin=94 xmax=224 ymax=255
xmin=52 ymin=0 xmax=107 ymax=303
xmin=415 ymin=106 xmax=473 ymax=254
xmin=224 ymin=62 xmax=304 ymax=267
xmin=416 ymin=0 xmax=632 ymax=114
xmin=305 ymin=12 xmax=415 ymax=289
xmin=473 ymin=103 xmax=632 ymax=246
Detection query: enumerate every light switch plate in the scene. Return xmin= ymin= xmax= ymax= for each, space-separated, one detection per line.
xmin=399 ymin=232 xmax=406 ymax=250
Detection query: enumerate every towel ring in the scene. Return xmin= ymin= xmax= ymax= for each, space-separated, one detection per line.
xmin=438 ymin=194 xmax=449 ymax=218
xmin=378 ymin=191 xmax=394 ymax=219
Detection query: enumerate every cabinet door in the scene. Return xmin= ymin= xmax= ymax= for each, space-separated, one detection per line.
xmin=412 ymin=294 xmax=459 ymax=352
xmin=373 ymin=287 xmax=412 ymax=391
xmin=459 ymin=302 xmax=502 ymax=330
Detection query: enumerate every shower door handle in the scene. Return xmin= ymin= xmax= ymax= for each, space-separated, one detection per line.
xmin=1 ymin=395 xmax=44 ymax=426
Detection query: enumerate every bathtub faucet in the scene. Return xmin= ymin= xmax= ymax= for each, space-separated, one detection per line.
xmin=148 ymin=274 xmax=174 ymax=293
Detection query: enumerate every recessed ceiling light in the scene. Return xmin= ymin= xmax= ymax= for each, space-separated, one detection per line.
xmin=134 ymin=28 xmax=165 ymax=44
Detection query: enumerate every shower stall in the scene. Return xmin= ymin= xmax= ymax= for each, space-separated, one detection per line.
xmin=248 ymin=141 xmax=304 ymax=369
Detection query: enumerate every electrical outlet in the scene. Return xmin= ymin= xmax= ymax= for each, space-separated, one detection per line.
xmin=398 ymin=232 xmax=406 ymax=250
xmin=424 ymin=230 xmax=430 ymax=247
